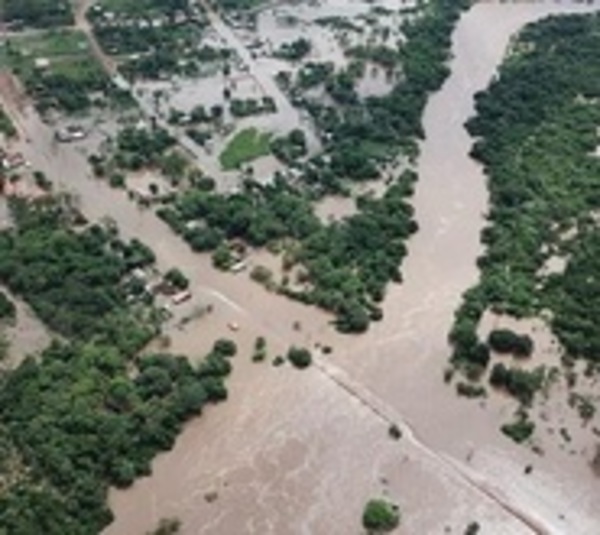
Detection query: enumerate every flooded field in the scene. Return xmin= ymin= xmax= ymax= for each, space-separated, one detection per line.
xmin=2 ymin=1 xmax=600 ymax=534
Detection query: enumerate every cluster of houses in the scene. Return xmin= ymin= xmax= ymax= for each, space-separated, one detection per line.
xmin=89 ymin=4 xmax=205 ymax=31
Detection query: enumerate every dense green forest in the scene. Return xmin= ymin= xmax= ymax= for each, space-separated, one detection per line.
xmin=0 ymin=198 xmax=233 ymax=534
xmin=0 ymin=197 xmax=157 ymax=353
xmin=449 ymin=13 xmax=600 ymax=383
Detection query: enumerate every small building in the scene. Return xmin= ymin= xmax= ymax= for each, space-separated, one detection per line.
xmin=34 ymin=57 xmax=50 ymax=70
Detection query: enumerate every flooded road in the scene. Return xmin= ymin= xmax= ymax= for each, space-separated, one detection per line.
xmin=2 ymin=1 xmax=600 ymax=534
xmin=103 ymin=2 xmax=600 ymax=534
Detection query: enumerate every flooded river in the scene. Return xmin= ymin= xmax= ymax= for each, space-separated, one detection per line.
xmin=3 ymin=1 xmax=600 ymax=534
xmin=103 ymin=2 xmax=600 ymax=534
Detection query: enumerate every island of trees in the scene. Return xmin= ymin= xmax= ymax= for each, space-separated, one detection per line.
xmin=447 ymin=12 xmax=600 ymax=439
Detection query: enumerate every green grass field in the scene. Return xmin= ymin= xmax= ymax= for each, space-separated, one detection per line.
xmin=3 ymin=30 xmax=97 ymax=78
xmin=8 ymin=30 xmax=90 ymax=57
xmin=219 ymin=128 xmax=272 ymax=170
xmin=2 ymin=29 xmax=108 ymax=112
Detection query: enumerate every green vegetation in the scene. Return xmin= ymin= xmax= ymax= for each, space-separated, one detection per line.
xmin=114 ymin=126 xmax=176 ymax=171
xmin=297 ymin=62 xmax=335 ymax=90
xmin=292 ymin=0 xmax=470 ymax=193
xmin=87 ymin=0 xmax=222 ymax=80
xmin=33 ymin=170 xmax=53 ymax=192
xmin=96 ymin=0 xmax=189 ymax=16
xmin=3 ymin=0 xmax=73 ymax=28
xmin=0 ymin=106 xmax=17 ymax=139
xmin=286 ymin=346 xmax=312 ymax=369
xmin=487 ymin=329 xmax=533 ymax=357
xmin=214 ymin=0 xmax=263 ymax=11
xmin=449 ymin=13 xmax=600 ymax=382
xmin=0 ymin=196 xmax=233 ymax=533
xmin=346 ymin=45 xmax=400 ymax=70
xmin=274 ymin=38 xmax=312 ymax=62
xmin=0 ymin=335 xmax=9 ymax=362
xmin=219 ymin=128 xmax=273 ymax=170
xmin=0 ymin=197 xmax=158 ymax=353
xmin=271 ymin=129 xmax=308 ymax=164
xmin=90 ymin=125 xmax=183 ymax=191
xmin=2 ymin=31 xmax=111 ymax=113
xmin=0 ymin=291 xmax=16 ymax=321
xmin=456 ymin=382 xmax=486 ymax=399
xmin=489 ymin=364 xmax=545 ymax=406
xmin=501 ymin=413 xmax=535 ymax=444
xmin=362 ymin=498 xmax=400 ymax=533
xmin=212 ymin=338 xmax=237 ymax=358
xmin=157 ymin=0 xmax=467 ymax=331
xmin=164 ymin=268 xmax=190 ymax=291
xmin=388 ymin=424 xmax=401 ymax=440
xmin=158 ymin=171 xmax=417 ymax=332
xmin=252 ymin=336 xmax=267 ymax=362
xmin=229 ymin=97 xmax=277 ymax=118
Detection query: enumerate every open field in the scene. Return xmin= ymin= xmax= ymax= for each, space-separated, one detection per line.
xmin=1 ymin=29 xmax=109 ymax=112
xmin=219 ymin=127 xmax=272 ymax=169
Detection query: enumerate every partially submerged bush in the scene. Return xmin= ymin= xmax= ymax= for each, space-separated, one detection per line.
xmin=362 ymin=498 xmax=400 ymax=533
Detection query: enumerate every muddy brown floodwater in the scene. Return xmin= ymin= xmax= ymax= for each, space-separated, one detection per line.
xmin=105 ymin=2 xmax=600 ymax=534
xmin=102 ymin=3 xmax=600 ymax=534
xmin=2 ymin=1 xmax=600 ymax=534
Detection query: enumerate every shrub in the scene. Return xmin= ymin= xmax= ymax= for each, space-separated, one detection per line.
xmin=212 ymin=339 xmax=237 ymax=358
xmin=362 ymin=499 xmax=400 ymax=532
xmin=164 ymin=268 xmax=189 ymax=290
xmin=287 ymin=346 xmax=312 ymax=369
xmin=388 ymin=424 xmax=401 ymax=440
xmin=501 ymin=415 xmax=535 ymax=443
xmin=456 ymin=382 xmax=486 ymax=398
xmin=489 ymin=364 xmax=544 ymax=405
xmin=488 ymin=329 xmax=534 ymax=357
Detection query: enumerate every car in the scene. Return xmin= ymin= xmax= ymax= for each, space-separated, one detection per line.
xmin=55 ymin=125 xmax=87 ymax=143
